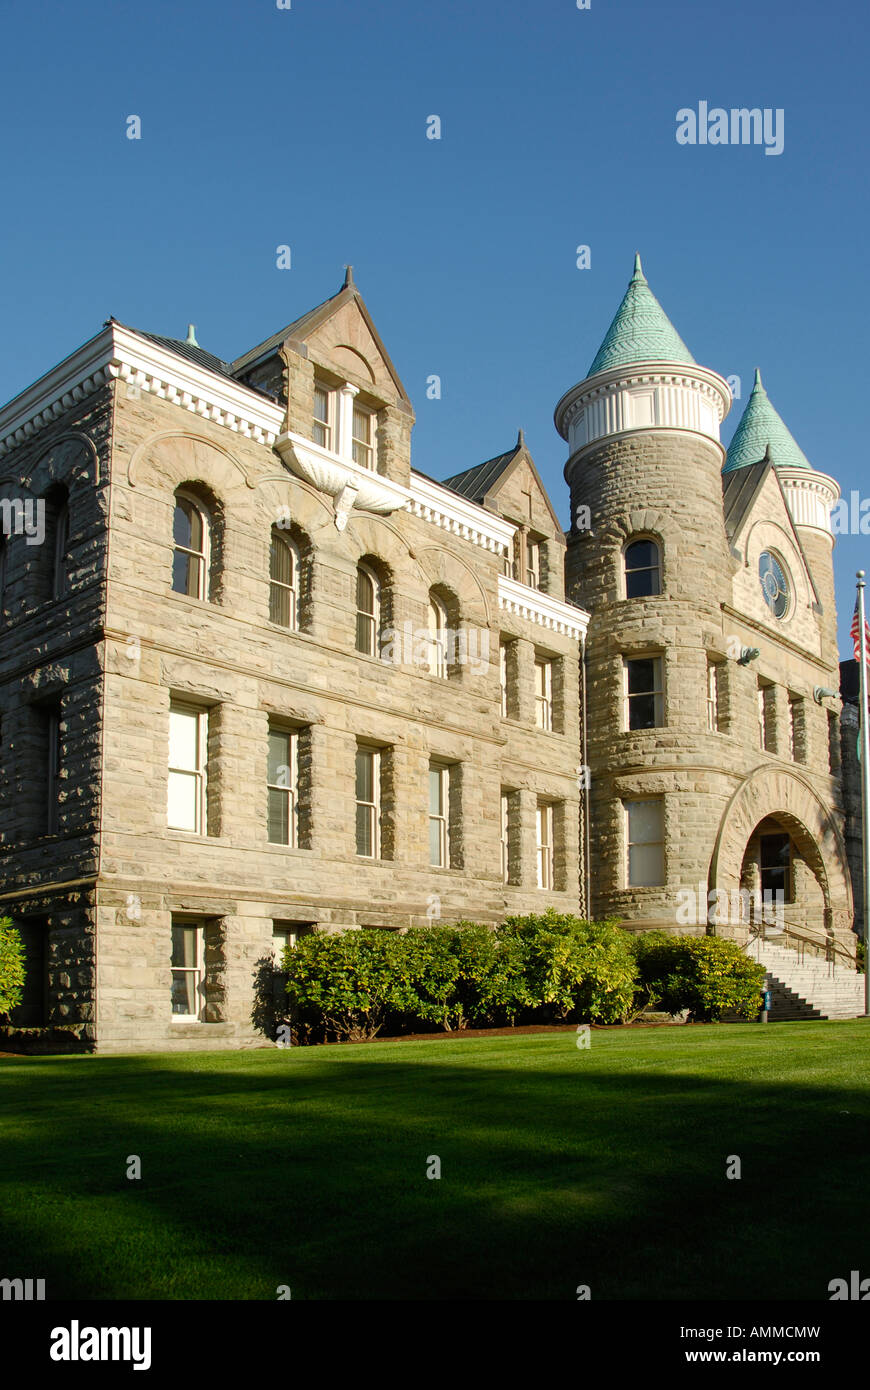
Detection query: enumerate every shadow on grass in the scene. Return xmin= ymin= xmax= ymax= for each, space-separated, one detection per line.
xmin=1 ymin=1030 xmax=868 ymax=1300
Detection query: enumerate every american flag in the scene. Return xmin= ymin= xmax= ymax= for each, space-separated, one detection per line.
xmin=851 ymin=592 xmax=870 ymax=666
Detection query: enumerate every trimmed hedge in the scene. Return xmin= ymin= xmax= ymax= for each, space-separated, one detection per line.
xmin=631 ymin=931 xmax=766 ymax=1022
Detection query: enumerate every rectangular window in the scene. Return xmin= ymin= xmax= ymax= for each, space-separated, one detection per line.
xmin=429 ymin=763 xmax=450 ymax=867
xmin=168 ymin=705 xmax=208 ymax=833
xmin=536 ymin=801 xmax=554 ymax=890
xmin=500 ymin=791 xmax=510 ymax=884
xmin=526 ymin=540 xmax=541 ymax=589
xmin=706 ymin=661 xmax=720 ymax=733
xmin=45 ymin=706 xmax=61 ymax=834
xmin=171 ymin=921 xmax=205 ymax=1019
xmin=356 ymin=746 xmax=380 ymax=858
xmin=625 ymin=657 xmax=664 ymax=730
xmin=535 ymin=658 xmax=553 ymax=731
xmin=626 ymin=799 xmax=665 ymax=887
xmin=758 ymin=682 xmax=774 ymax=752
xmin=267 ymin=726 xmax=297 ymax=846
xmin=500 ymin=643 xmax=509 ymax=717
xmin=313 ymin=384 xmax=333 ymax=450
xmin=828 ymin=709 xmax=841 ymax=775
xmin=352 ymin=405 xmax=374 ymax=470
xmin=760 ymin=832 xmax=791 ymax=902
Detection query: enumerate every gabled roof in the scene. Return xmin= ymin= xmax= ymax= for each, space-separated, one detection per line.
xmin=441 ymin=433 xmax=525 ymax=502
xmin=230 ymin=267 xmax=412 ymax=406
xmin=441 ymin=429 xmax=564 ymax=535
xmin=722 ymin=450 xmax=821 ymax=608
xmin=724 ymin=368 xmax=812 ymax=473
xmin=586 ymin=254 xmax=695 ymax=377
xmin=722 ymin=454 xmax=772 ymax=542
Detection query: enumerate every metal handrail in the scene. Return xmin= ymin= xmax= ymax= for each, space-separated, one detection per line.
xmin=748 ymin=916 xmax=858 ymax=973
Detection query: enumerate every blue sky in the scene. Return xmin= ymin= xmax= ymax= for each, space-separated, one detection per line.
xmin=1 ymin=0 xmax=867 ymax=655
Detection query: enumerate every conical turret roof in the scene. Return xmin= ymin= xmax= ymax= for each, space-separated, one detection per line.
xmin=586 ymin=254 xmax=695 ymax=377
xmin=723 ymin=369 xmax=812 ymax=473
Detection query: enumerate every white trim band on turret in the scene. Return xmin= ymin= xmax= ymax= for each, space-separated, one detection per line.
xmin=554 ymin=361 xmax=732 ymax=463
xmin=777 ymin=466 xmax=840 ymax=538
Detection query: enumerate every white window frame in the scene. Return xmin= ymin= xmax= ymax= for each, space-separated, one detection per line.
xmin=167 ymin=704 xmax=208 ymax=834
xmin=500 ymin=791 xmax=510 ymax=884
xmin=526 ymin=539 xmax=541 ymax=589
xmin=171 ymin=920 xmax=206 ymax=1021
xmin=268 ymin=726 xmax=298 ymax=847
xmin=356 ymin=746 xmax=381 ymax=859
xmin=172 ymin=491 xmax=209 ymax=601
xmin=312 ymin=382 xmax=334 ymax=451
xmin=625 ymin=798 xmax=665 ymax=888
xmin=536 ymin=801 xmax=554 ymax=890
xmin=429 ymin=762 xmax=450 ymax=868
xmin=623 ymin=655 xmax=664 ymax=731
xmin=269 ymin=530 xmax=299 ymax=630
xmin=352 ymin=402 xmax=375 ymax=470
xmin=356 ymin=562 xmax=381 ymax=656
xmin=500 ymin=642 xmax=509 ymax=718
xmin=624 ymin=537 xmax=662 ymax=599
xmin=535 ymin=657 xmax=553 ymax=731
xmin=428 ymin=594 xmax=449 ymax=679
xmin=706 ymin=661 xmax=720 ymax=733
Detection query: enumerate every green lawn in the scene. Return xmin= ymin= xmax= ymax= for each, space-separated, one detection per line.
xmin=2 ymin=1022 xmax=868 ymax=1300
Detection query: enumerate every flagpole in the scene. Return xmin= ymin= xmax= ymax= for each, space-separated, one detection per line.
xmin=858 ymin=571 xmax=870 ymax=1016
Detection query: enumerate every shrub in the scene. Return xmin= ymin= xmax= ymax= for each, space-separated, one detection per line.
xmin=282 ymin=929 xmax=413 ymax=1042
xmin=633 ymin=933 xmax=765 ymax=1022
xmin=499 ymin=910 xmax=638 ymax=1023
xmin=402 ymin=923 xmax=499 ymax=1031
xmin=0 ymin=918 xmax=25 ymax=1021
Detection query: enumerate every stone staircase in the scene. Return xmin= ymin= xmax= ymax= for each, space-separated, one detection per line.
xmin=749 ymin=938 xmax=866 ymax=1021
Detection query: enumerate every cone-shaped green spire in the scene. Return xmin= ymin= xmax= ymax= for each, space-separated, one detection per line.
xmin=723 ymin=368 xmax=812 ymax=473
xmin=586 ymin=254 xmax=695 ymax=377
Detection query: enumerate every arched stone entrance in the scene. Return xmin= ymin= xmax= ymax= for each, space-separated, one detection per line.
xmin=709 ymin=766 xmax=854 ymax=959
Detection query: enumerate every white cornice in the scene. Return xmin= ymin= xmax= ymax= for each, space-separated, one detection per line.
xmin=407 ymin=473 xmax=515 ymax=555
xmin=498 ymin=575 xmax=588 ymax=641
xmin=0 ymin=324 xmax=285 ymax=460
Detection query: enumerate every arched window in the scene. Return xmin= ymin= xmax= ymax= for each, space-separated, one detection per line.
xmin=428 ymin=593 xmax=449 ymax=678
xmin=172 ymin=491 xmax=209 ymax=599
xmin=53 ymin=500 xmax=70 ymax=598
xmin=624 ymin=538 xmax=661 ymax=598
xmin=269 ymin=529 xmax=299 ymax=629
xmin=356 ymin=562 xmax=380 ymax=655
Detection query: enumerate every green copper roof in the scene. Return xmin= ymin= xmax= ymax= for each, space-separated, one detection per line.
xmin=723 ymin=368 xmax=813 ymax=473
xmin=587 ymin=254 xmax=696 ymax=376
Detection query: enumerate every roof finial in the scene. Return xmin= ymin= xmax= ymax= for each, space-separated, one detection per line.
xmin=185 ymin=324 xmax=199 ymax=347
xmin=631 ymin=252 xmax=645 ymax=281
xmin=753 ymin=367 xmax=763 ymax=390
xmin=516 ymin=427 xmax=525 ymax=449
xmin=343 ymin=264 xmax=355 ymax=288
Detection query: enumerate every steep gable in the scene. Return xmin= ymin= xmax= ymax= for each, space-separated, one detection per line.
xmin=725 ymin=456 xmax=823 ymax=651
xmin=443 ymin=430 xmax=564 ymax=541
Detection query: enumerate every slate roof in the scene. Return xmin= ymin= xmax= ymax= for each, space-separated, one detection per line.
xmin=724 ymin=368 xmax=812 ymax=473
xmin=722 ymin=454 xmax=771 ymax=542
xmin=586 ymin=254 xmax=695 ymax=377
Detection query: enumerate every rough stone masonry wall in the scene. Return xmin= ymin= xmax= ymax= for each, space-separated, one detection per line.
xmin=93 ymin=383 xmax=581 ymax=1051
xmin=0 ymin=387 xmax=113 ymax=1034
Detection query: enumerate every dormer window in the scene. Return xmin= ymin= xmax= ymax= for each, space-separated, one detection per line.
xmin=352 ymin=404 xmax=374 ymax=470
xmin=313 ymin=384 xmax=333 ymax=450
xmin=526 ymin=540 xmax=541 ymax=589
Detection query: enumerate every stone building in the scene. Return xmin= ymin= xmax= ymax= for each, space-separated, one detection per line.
xmin=1 ymin=255 xmax=863 ymax=1051
xmin=558 ymin=255 xmax=856 ymax=993
xmin=0 ymin=270 xmax=586 ymax=1051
